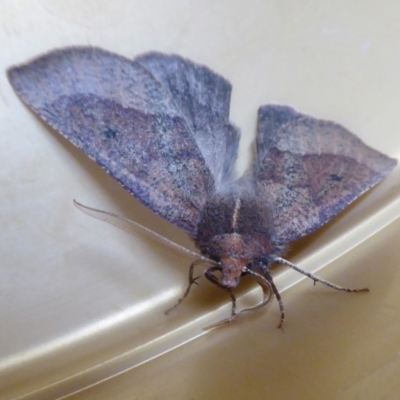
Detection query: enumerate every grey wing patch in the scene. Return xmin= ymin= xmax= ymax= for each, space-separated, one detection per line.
xmin=8 ymin=47 xmax=215 ymax=234
xmin=135 ymin=52 xmax=240 ymax=189
xmin=254 ymin=105 xmax=397 ymax=242
xmin=254 ymin=105 xmax=303 ymax=172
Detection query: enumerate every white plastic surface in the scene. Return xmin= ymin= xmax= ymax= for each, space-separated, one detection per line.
xmin=1 ymin=1 xmax=400 ymax=399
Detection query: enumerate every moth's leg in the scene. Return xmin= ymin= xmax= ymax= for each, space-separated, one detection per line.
xmin=240 ymin=267 xmax=274 ymax=313
xmin=165 ymin=260 xmax=202 ymax=314
xmin=205 ymin=266 xmax=237 ymax=317
xmin=275 ymin=257 xmax=369 ymax=293
xmin=259 ymin=265 xmax=285 ymax=330
xmin=203 ymin=268 xmax=275 ymax=331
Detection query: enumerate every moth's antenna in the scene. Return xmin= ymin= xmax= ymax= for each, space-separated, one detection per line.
xmin=274 ymin=257 xmax=370 ymax=293
xmin=73 ymin=200 xmax=214 ymax=263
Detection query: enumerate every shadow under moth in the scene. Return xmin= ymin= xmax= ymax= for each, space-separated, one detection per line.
xmin=8 ymin=47 xmax=397 ymax=328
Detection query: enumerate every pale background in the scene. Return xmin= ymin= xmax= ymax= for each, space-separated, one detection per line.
xmin=1 ymin=1 xmax=400 ymax=399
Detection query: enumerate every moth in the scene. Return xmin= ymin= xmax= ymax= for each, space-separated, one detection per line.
xmin=8 ymin=47 xmax=397 ymax=328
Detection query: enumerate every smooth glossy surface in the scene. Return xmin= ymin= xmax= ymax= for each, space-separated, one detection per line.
xmin=66 ymin=216 xmax=400 ymax=400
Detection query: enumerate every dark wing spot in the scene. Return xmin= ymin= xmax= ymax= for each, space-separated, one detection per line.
xmin=102 ymin=127 xmax=117 ymax=139
xmin=330 ymin=174 xmax=343 ymax=182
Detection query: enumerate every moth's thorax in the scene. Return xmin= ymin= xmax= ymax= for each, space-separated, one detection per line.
xmin=195 ymin=191 xmax=283 ymax=288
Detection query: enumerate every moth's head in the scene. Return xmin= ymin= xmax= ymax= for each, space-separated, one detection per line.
xmin=218 ymin=256 xmax=246 ymax=288
xmin=208 ymin=233 xmax=252 ymax=289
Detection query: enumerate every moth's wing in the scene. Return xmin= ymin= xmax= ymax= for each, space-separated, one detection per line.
xmin=135 ymin=52 xmax=240 ymax=189
xmin=7 ymin=47 xmax=218 ymax=234
xmin=254 ymin=105 xmax=397 ymax=242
